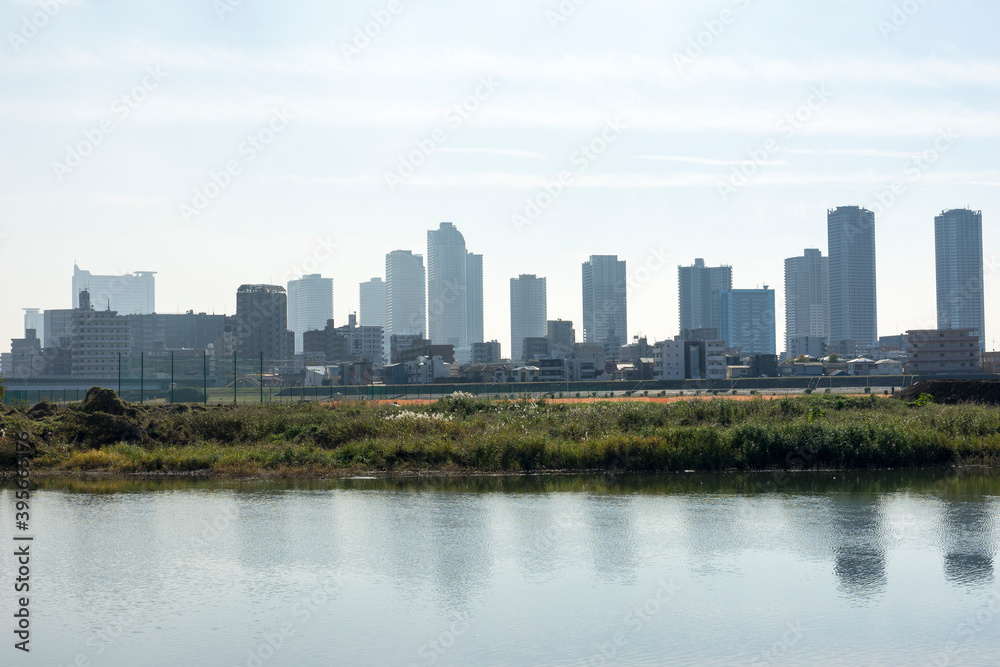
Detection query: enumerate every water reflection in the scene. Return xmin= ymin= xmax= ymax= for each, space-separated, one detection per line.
xmin=830 ymin=496 xmax=888 ymax=601
xmin=940 ymin=498 xmax=997 ymax=587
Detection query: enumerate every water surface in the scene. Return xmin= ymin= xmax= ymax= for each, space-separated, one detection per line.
xmin=3 ymin=471 xmax=1000 ymax=666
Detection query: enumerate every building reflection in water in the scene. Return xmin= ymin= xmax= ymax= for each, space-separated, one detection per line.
xmin=830 ymin=496 xmax=887 ymax=601
xmin=940 ymin=498 xmax=996 ymax=588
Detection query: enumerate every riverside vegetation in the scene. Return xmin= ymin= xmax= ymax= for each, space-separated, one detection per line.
xmin=2 ymin=388 xmax=1000 ymax=476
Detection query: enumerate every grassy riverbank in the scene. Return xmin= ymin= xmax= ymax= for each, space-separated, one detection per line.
xmin=2 ymin=389 xmax=1000 ymax=476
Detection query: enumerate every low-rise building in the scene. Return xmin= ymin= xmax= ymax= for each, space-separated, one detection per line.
xmin=905 ymin=329 xmax=980 ymax=374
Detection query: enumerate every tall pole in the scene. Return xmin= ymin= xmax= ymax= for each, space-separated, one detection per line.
xmin=203 ymin=350 xmax=208 ymax=405
xmin=233 ymin=353 xmax=237 ymax=404
xmin=170 ymin=351 xmax=175 ymax=404
xmin=140 ymin=353 xmax=144 ymax=404
xmin=118 ymin=352 xmax=121 ymax=396
xmin=260 ymin=352 xmax=264 ymax=404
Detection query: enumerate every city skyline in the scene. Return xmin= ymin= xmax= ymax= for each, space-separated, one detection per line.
xmin=5 ymin=205 xmax=996 ymax=364
xmin=2 ymin=1 xmax=998 ymax=363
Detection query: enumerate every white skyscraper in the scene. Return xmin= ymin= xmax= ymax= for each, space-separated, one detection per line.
xmin=72 ymin=264 xmax=155 ymax=315
xmin=287 ymin=274 xmax=333 ymax=355
xmin=935 ymin=208 xmax=985 ymax=352
xmin=359 ymin=277 xmax=388 ymax=354
xmin=828 ymin=206 xmax=878 ymax=353
xmin=386 ymin=250 xmax=426 ymax=339
xmin=427 ymin=222 xmax=468 ymax=347
xmin=582 ymin=255 xmax=627 ymax=360
xmin=784 ymin=249 xmax=829 ymax=358
xmin=466 ymin=252 xmax=484 ymax=345
xmin=510 ymin=275 xmax=547 ymax=362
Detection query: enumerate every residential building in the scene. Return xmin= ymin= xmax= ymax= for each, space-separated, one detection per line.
xmin=785 ymin=249 xmax=829 ymax=359
xmin=935 ymin=208 xmax=985 ymax=351
xmin=10 ymin=329 xmax=44 ymax=378
xmin=427 ymin=222 xmax=468 ymax=347
xmin=287 ymin=274 xmax=334 ymax=355
xmin=71 ymin=290 xmax=132 ymax=379
xmin=718 ymin=288 xmax=777 ymax=356
xmin=43 ymin=308 xmax=75 ymax=350
xmin=303 ymin=315 xmax=384 ymax=367
xmin=235 ymin=284 xmax=293 ymax=361
xmin=386 ymin=250 xmax=426 ymax=340
xmin=510 ymin=275 xmax=547 ymax=362
xmin=23 ymin=308 xmax=43 ymax=347
xmin=546 ymin=319 xmax=575 ymax=359
xmin=466 ymin=252 xmax=484 ymax=345
xmin=521 ymin=337 xmax=550 ymax=362
xmin=678 ymin=258 xmax=732 ymax=333
xmin=471 ymin=340 xmax=502 ymax=364
xmin=582 ymin=255 xmax=627 ymax=360
xmin=905 ymin=329 xmax=981 ymax=374
xmin=72 ymin=264 xmax=155 ymax=315
xmin=828 ymin=206 xmax=878 ymax=353
xmin=359 ymin=278 xmax=388 ymax=349
xmin=126 ymin=312 xmax=226 ymax=354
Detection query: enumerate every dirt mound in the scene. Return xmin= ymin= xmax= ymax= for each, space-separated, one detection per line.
xmin=81 ymin=387 xmax=131 ymax=415
xmin=27 ymin=400 xmax=57 ymax=418
xmin=898 ymin=381 xmax=1000 ymax=405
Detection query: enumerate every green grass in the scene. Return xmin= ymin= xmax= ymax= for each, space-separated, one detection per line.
xmin=3 ymin=392 xmax=1000 ymax=476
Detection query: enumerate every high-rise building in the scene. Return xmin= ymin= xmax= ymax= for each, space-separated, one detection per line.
xmin=678 ymin=259 xmax=733 ymax=333
xmin=72 ymin=264 xmax=155 ymax=315
xmin=359 ymin=278 xmax=387 ymax=330
xmin=386 ymin=250 xmax=426 ymax=339
xmin=828 ymin=206 xmax=878 ymax=353
xmin=718 ymin=288 xmax=776 ymax=356
xmin=235 ymin=284 xmax=293 ymax=361
xmin=466 ymin=252 xmax=484 ymax=345
xmin=784 ymin=249 xmax=830 ymax=359
xmin=935 ymin=208 xmax=985 ymax=351
xmin=427 ymin=222 xmax=468 ymax=347
xmin=510 ymin=275 xmax=547 ymax=362
xmin=287 ymin=274 xmax=334 ymax=355
xmin=582 ymin=255 xmax=627 ymax=360
xmin=23 ymin=308 xmax=43 ymax=346
xmin=71 ymin=290 xmax=132 ymax=379
xmin=546 ymin=320 xmax=576 ymax=359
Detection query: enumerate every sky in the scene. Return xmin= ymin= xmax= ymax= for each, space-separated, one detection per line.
xmin=2 ymin=0 xmax=999 ymax=358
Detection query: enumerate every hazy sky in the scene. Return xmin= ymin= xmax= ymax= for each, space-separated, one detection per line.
xmin=2 ymin=0 xmax=998 ymax=357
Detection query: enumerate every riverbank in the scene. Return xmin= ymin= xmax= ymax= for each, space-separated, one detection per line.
xmin=2 ymin=388 xmax=1000 ymax=476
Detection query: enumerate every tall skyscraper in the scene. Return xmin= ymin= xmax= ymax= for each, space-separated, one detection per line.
xmin=359 ymin=277 xmax=388 ymax=329
xmin=718 ymin=288 xmax=776 ymax=356
xmin=678 ymin=259 xmax=732 ymax=333
xmin=582 ymin=255 xmax=627 ymax=360
xmin=386 ymin=250 xmax=426 ymax=340
xmin=287 ymin=274 xmax=333 ymax=355
xmin=935 ymin=208 xmax=985 ymax=351
xmin=510 ymin=274 xmax=547 ymax=362
xmin=828 ymin=206 xmax=878 ymax=353
xmin=466 ymin=252 xmax=484 ymax=345
xmin=427 ymin=222 xmax=468 ymax=347
xmin=235 ymin=284 xmax=292 ymax=361
xmin=784 ymin=249 xmax=830 ymax=358
xmin=72 ymin=264 xmax=155 ymax=315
